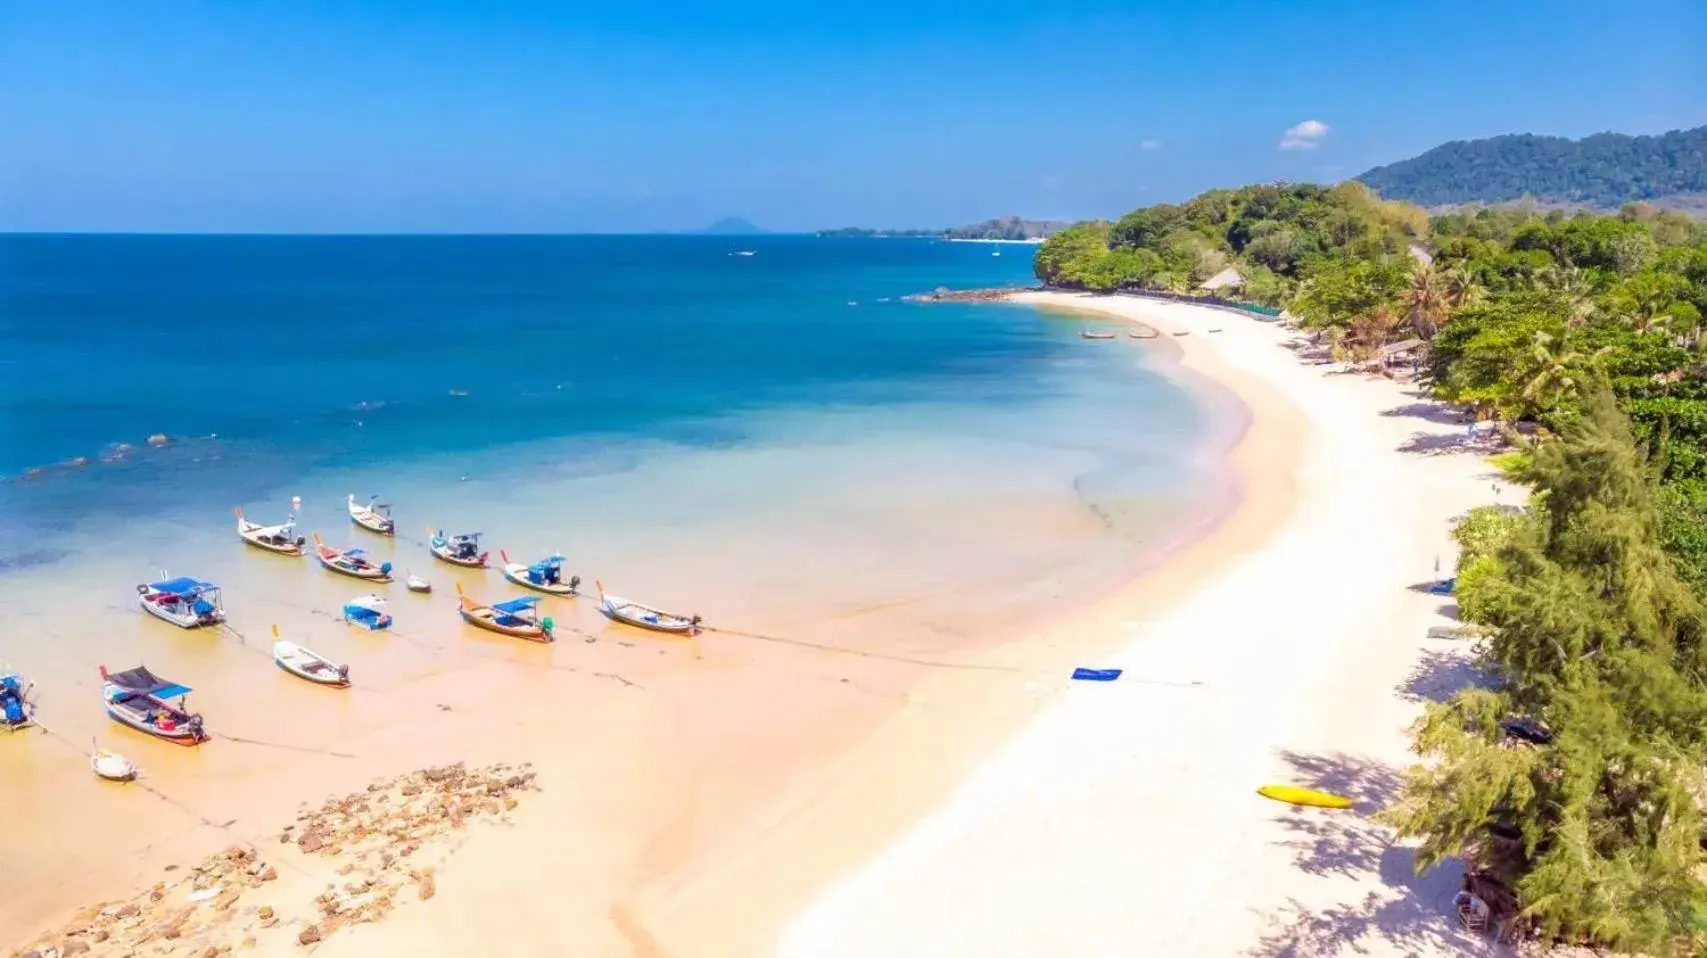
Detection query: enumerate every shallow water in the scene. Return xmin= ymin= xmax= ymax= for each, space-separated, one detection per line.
xmin=0 ymin=235 xmax=1242 ymax=939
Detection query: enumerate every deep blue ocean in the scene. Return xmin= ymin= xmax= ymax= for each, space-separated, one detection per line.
xmin=3 ymin=235 xmax=1041 ymax=470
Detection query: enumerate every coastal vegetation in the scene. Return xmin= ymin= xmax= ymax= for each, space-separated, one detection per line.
xmin=1032 ymin=182 xmax=1426 ymax=306
xmin=1036 ymin=184 xmax=1707 ymax=951
xmin=1356 ymin=125 xmax=1707 ymax=210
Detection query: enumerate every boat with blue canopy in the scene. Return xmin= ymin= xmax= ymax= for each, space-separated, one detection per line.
xmin=99 ymin=664 xmax=207 ymax=745
xmin=342 ymin=594 xmax=393 ymax=630
xmin=455 ymin=584 xmax=553 ymax=642
xmin=136 ymin=575 xmax=226 ymax=629
xmin=429 ymin=529 xmax=489 ymax=568
xmin=313 ymin=534 xmax=393 ymax=582
xmin=1 ymin=667 xmax=34 ymax=731
xmin=499 ymin=550 xmax=581 ymax=596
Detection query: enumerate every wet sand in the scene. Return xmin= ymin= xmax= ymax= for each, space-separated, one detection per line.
xmin=2 ymin=316 xmax=1242 ymax=955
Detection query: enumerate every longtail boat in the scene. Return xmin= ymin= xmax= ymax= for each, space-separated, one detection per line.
xmin=272 ymin=626 xmax=351 ymax=687
xmin=235 ymin=506 xmax=306 ymax=556
xmin=312 ymin=534 xmax=393 ymax=582
xmin=348 ymin=494 xmax=396 ymax=536
xmin=499 ymin=550 xmax=580 ymax=596
xmin=100 ymin=665 xmax=207 ymax=745
xmin=455 ymin=583 xmax=553 ymax=642
xmin=429 ymin=529 xmax=488 ymax=568
xmin=596 ymin=580 xmax=701 ymax=635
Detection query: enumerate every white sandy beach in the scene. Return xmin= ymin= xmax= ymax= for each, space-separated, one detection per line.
xmin=775 ymin=292 xmax=1508 ymax=957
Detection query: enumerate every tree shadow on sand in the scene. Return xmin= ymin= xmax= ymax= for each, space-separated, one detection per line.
xmin=1397 ymin=648 xmax=1490 ymax=704
xmin=1246 ymin=751 xmax=1504 ymax=957
xmin=1380 ymin=402 xmax=1471 ymax=427
xmin=1397 ymin=431 xmax=1504 ymax=457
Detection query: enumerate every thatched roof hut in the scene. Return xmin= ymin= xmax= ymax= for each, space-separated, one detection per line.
xmin=1198 ymin=267 xmax=1243 ymax=292
xmin=1380 ymin=338 xmax=1427 ymax=358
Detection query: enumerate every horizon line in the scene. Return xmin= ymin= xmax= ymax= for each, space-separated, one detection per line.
xmin=0 ymin=229 xmax=834 ymax=238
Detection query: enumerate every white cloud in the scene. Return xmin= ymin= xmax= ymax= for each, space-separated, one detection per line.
xmin=1139 ymin=138 xmax=1162 ymax=151
xmin=1278 ymin=119 xmax=1330 ymax=150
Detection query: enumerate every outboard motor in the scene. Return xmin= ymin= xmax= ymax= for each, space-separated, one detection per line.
xmin=380 ymin=561 xmax=394 ymax=576
xmin=295 ymin=535 xmax=307 ymax=548
xmin=568 ymin=575 xmax=582 ymax=593
xmin=186 ymin=713 xmax=206 ymax=740
xmin=338 ymin=664 xmax=351 ymax=683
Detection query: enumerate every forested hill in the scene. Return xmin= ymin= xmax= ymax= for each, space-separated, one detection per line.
xmin=1356 ymin=126 xmax=1707 ymax=209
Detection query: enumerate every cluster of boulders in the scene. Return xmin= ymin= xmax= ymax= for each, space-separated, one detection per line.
xmin=902 ymin=286 xmax=1032 ymax=303
xmin=14 ymin=845 xmax=279 ymax=958
xmin=13 ymin=762 xmax=537 ymax=957
xmin=279 ymin=762 xmax=537 ymax=946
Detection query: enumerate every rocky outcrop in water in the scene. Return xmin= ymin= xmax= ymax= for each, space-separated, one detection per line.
xmin=13 ymin=762 xmax=538 ymax=957
xmin=902 ymin=286 xmax=1035 ymax=303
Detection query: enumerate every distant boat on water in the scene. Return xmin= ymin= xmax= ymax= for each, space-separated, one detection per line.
xmin=1080 ymin=331 xmax=1118 ymax=340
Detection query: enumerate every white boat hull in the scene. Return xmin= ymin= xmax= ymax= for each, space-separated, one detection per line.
xmin=501 ymin=564 xmax=577 ymax=595
xmin=105 ymin=701 xmax=205 ymax=743
xmin=600 ymin=595 xmax=697 ymax=634
xmin=348 ymin=496 xmax=396 ymax=536
xmin=138 ymin=594 xmax=224 ymax=629
xmin=274 ymin=641 xmax=350 ymax=687
xmin=92 ymin=751 xmax=137 ymax=781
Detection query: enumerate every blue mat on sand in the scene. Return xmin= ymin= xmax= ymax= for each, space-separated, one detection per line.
xmin=1072 ymin=668 xmax=1123 ymax=682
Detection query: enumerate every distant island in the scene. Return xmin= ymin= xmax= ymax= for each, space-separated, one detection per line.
xmin=817 ymin=216 xmax=1070 ymax=241
xmin=1356 ymin=125 xmax=1707 ymax=212
xmin=692 ymin=217 xmax=768 ymax=235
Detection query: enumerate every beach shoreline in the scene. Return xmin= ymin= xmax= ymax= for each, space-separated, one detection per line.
xmin=612 ymin=297 xmax=1299 ymax=958
xmin=772 ymin=291 xmax=1505 ymax=957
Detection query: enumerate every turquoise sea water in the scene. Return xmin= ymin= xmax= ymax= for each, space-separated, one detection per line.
xmin=1 ymin=235 xmax=1230 ymax=570
xmin=0 ymin=232 xmax=1247 ymax=662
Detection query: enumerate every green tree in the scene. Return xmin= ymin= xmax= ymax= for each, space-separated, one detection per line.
xmin=1391 ymin=386 xmax=1707 ymax=954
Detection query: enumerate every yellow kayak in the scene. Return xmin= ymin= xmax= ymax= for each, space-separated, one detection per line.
xmin=1258 ymin=785 xmax=1353 ymax=809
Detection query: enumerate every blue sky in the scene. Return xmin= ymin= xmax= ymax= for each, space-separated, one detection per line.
xmin=4 ymin=0 xmax=1704 ymax=233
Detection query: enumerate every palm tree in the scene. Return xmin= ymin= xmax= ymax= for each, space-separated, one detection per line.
xmin=1543 ymin=265 xmax=1596 ymax=329
xmin=1442 ymin=263 xmax=1482 ymax=312
xmin=1522 ymin=331 xmax=1612 ymax=417
xmin=1403 ymin=264 xmax=1449 ymax=341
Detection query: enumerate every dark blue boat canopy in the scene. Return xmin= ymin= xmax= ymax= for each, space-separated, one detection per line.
xmin=492 ymin=597 xmax=541 ymax=613
xmin=105 ymin=665 xmax=192 ymax=698
xmin=149 ymin=576 xmax=217 ymax=594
